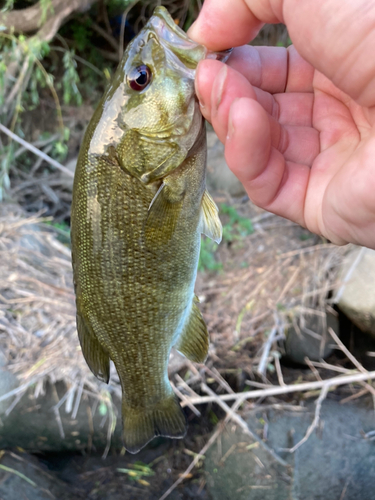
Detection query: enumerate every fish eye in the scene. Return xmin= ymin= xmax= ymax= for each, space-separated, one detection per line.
xmin=127 ymin=65 xmax=152 ymax=91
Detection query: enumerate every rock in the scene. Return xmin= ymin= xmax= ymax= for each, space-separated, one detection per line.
xmin=0 ymin=452 xmax=79 ymax=500
xmin=206 ymin=131 xmax=246 ymax=197
xmin=0 ymin=353 xmax=19 ymax=415
xmin=0 ymin=380 xmax=124 ymax=453
xmin=205 ymin=398 xmax=375 ymax=500
xmin=282 ymin=308 xmax=339 ymax=364
xmin=204 ymin=426 xmax=291 ymax=500
xmin=336 ymin=246 xmax=375 ymax=336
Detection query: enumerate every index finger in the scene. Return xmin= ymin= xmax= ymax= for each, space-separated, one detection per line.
xmin=227 ymin=45 xmax=314 ymax=94
xmin=188 ymin=0 xmax=263 ymax=51
xmin=187 ymin=0 xmax=268 ymax=51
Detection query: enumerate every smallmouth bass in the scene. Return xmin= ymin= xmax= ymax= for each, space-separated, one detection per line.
xmin=71 ymin=6 xmax=229 ymax=454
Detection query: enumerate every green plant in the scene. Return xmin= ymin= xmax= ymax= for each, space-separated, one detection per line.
xmin=60 ymin=49 xmax=82 ymax=105
xmin=198 ymin=204 xmax=254 ymax=272
xmin=220 ymin=203 xmax=254 ymax=240
xmin=198 ymin=238 xmax=222 ymax=272
xmin=118 ymin=461 xmax=155 ymax=486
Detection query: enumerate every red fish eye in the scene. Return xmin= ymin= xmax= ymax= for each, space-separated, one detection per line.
xmin=127 ymin=65 xmax=151 ymax=91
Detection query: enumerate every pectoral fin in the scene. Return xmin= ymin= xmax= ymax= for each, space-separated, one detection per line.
xmin=76 ymin=313 xmax=110 ymax=383
xmin=144 ymin=183 xmax=182 ymax=248
xmin=175 ymin=296 xmax=209 ymax=363
xmin=200 ymin=190 xmax=222 ymax=243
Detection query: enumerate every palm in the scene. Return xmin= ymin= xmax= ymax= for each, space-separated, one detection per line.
xmin=306 ymin=75 xmax=375 ymax=246
xmin=195 ymin=46 xmax=375 ymax=247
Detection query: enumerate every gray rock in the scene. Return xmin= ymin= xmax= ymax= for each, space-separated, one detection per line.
xmin=206 ymin=131 xmax=246 ymax=197
xmin=0 ymin=380 xmax=123 ymax=453
xmin=0 ymin=452 xmax=78 ymax=500
xmin=0 ymin=353 xmax=19 ymax=415
xmin=204 ymin=426 xmax=291 ymax=500
xmin=205 ymin=398 xmax=375 ymax=500
xmin=336 ymin=246 xmax=375 ymax=336
xmin=282 ymin=309 xmax=339 ymax=364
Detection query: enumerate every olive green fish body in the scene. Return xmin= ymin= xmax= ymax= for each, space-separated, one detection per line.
xmin=71 ymin=7 xmax=223 ymax=453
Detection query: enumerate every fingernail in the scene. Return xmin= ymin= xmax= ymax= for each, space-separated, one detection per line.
xmin=214 ymin=65 xmax=228 ymax=112
xmin=195 ymin=62 xmax=205 ymax=108
xmin=187 ymin=19 xmax=199 ymax=40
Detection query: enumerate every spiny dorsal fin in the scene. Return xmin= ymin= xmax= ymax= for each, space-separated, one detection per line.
xmin=76 ymin=313 xmax=110 ymax=383
xmin=200 ymin=190 xmax=222 ymax=243
xmin=175 ymin=296 xmax=209 ymax=363
xmin=144 ymin=183 xmax=182 ymax=248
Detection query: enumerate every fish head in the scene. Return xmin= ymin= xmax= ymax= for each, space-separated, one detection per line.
xmin=92 ymin=6 xmax=211 ymax=184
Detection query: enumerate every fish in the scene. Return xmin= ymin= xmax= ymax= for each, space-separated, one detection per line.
xmin=71 ymin=6 xmax=230 ymax=454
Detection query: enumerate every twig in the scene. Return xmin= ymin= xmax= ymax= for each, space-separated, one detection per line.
xmin=72 ymin=381 xmax=84 ymax=419
xmin=340 ymin=388 xmax=368 ymax=404
xmin=201 ymin=383 xmax=288 ymax=467
xmin=277 ymin=244 xmax=335 ymax=259
xmin=287 ymin=384 xmax=329 ymax=453
xmin=181 ymin=371 xmax=375 ymax=406
xmin=334 ymin=247 xmax=365 ymax=303
xmin=274 ymin=354 xmax=285 ymax=386
xmin=0 ymin=124 xmax=74 ymax=178
xmin=158 ymin=394 xmax=247 ymax=500
xmin=304 ymin=357 xmax=323 ymax=381
xmin=339 ymin=478 xmax=350 ymax=500
xmin=171 ymin=381 xmax=201 ymax=417
xmin=0 ymin=377 xmax=39 ymax=404
xmin=257 ymin=324 xmax=278 ymax=376
xmin=328 ymin=327 xmax=367 ymax=374
xmin=157 ymin=423 xmax=225 ymax=500
xmin=53 ymin=407 xmax=65 ymax=439
xmin=0 ymin=464 xmax=37 ymax=487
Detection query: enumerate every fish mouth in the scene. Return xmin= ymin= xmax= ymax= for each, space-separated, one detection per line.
xmin=150 ymin=6 xmax=232 ymax=72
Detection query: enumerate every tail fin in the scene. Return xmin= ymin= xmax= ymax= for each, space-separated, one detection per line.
xmin=122 ymin=396 xmax=187 ymax=454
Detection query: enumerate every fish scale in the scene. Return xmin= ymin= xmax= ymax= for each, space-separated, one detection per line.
xmin=71 ymin=6 xmax=225 ymax=453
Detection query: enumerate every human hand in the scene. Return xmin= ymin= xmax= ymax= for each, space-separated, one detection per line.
xmin=188 ymin=0 xmax=375 ymax=248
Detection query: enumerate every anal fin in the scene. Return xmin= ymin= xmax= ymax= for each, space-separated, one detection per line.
xmin=76 ymin=313 xmax=110 ymax=383
xmin=200 ymin=190 xmax=222 ymax=243
xmin=175 ymin=296 xmax=209 ymax=363
xmin=122 ymin=395 xmax=186 ymax=454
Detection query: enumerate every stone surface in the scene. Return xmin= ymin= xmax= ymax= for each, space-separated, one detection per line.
xmin=282 ymin=309 xmax=339 ymax=364
xmin=0 ymin=380 xmax=123 ymax=453
xmin=205 ymin=398 xmax=375 ymax=500
xmin=0 ymin=353 xmax=19 ymax=415
xmin=206 ymin=131 xmax=246 ymax=197
xmin=0 ymin=351 xmax=186 ymax=453
xmin=205 ymin=427 xmax=291 ymax=500
xmin=336 ymin=246 xmax=375 ymax=336
xmin=0 ymin=453 xmax=77 ymax=500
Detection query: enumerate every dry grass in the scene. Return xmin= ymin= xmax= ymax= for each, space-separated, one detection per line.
xmin=0 ymin=203 xmax=121 ymax=404
xmin=1 ymin=203 xmax=374 ymax=500
xmin=0 ymin=202 xmax=351 ymax=406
